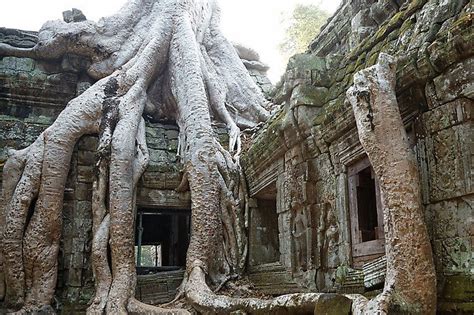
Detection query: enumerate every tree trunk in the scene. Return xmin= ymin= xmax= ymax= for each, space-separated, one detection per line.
xmin=346 ymin=53 xmax=437 ymax=314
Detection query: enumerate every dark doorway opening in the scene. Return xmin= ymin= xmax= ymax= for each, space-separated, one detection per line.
xmin=135 ymin=209 xmax=190 ymax=275
xmin=249 ymin=182 xmax=280 ymax=266
xmin=356 ymin=167 xmax=378 ymax=242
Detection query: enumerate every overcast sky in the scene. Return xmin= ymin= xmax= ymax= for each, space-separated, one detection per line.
xmin=0 ymin=0 xmax=341 ymax=82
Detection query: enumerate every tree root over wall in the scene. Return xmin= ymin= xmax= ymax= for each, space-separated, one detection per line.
xmin=347 ymin=53 xmax=436 ymax=314
xmin=0 ymin=0 xmax=435 ymax=313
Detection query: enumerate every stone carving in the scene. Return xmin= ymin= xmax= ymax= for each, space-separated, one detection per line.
xmin=292 ymin=207 xmax=309 ymax=272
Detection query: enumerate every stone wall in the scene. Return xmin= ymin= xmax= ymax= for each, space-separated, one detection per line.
xmin=243 ymin=0 xmax=472 ymax=312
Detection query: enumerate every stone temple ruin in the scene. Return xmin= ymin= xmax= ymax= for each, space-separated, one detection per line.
xmin=0 ymin=0 xmax=472 ymax=314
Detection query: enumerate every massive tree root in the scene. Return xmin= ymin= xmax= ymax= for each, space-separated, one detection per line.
xmin=346 ymin=53 xmax=437 ymax=314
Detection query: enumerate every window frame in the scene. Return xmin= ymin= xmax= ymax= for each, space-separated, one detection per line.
xmin=347 ymin=157 xmax=385 ymax=259
xmin=135 ymin=208 xmax=191 ymax=269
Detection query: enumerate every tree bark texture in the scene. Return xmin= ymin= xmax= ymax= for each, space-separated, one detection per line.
xmin=346 ymin=53 xmax=437 ymax=314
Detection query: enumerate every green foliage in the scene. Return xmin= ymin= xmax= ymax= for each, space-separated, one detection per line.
xmin=279 ymin=3 xmax=329 ymax=57
xmin=135 ymin=244 xmax=162 ymax=267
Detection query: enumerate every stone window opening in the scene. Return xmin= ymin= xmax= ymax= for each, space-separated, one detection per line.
xmin=135 ymin=209 xmax=190 ymax=274
xmin=348 ymin=157 xmax=385 ymax=266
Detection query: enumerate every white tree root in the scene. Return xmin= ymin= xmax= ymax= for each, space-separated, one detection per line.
xmin=215 ymin=143 xmax=247 ymax=274
xmin=2 ymin=82 xmax=108 ymax=312
xmin=184 ymin=262 xmax=366 ymax=314
xmin=346 ymin=53 xmax=436 ymax=314
xmin=2 ymin=141 xmax=43 ymax=308
xmin=88 ymin=214 xmax=111 ymax=315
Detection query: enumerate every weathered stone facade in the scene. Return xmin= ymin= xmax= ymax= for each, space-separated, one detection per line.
xmin=0 ymin=0 xmax=472 ymax=313
xmin=243 ymin=0 xmax=472 ymax=312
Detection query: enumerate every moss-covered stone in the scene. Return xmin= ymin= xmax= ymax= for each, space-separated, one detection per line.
xmin=290 ymin=84 xmax=328 ymax=108
xmin=403 ymin=0 xmax=429 ymax=19
xmin=373 ymin=11 xmax=404 ymax=42
xmin=399 ymin=17 xmax=415 ymax=36
xmin=242 ymin=109 xmax=287 ymax=171
xmin=440 ymin=274 xmax=474 ymax=303
xmin=287 ymin=54 xmax=327 ymax=72
xmin=366 ymin=51 xmax=380 ymax=67
xmin=312 ymin=95 xmax=347 ymax=128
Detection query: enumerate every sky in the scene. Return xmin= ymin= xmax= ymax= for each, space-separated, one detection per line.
xmin=0 ymin=0 xmax=341 ymax=82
